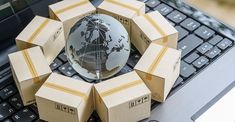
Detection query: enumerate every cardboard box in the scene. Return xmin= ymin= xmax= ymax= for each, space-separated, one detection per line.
xmin=49 ymin=0 xmax=96 ymax=39
xmin=131 ymin=11 xmax=178 ymax=54
xmin=97 ymin=0 xmax=145 ymax=34
xmin=36 ymin=73 xmax=94 ymax=122
xmin=8 ymin=46 xmax=52 ymax=105
xmin=16 ymin=16 xmax=65 ymax=64
xmin=134 ymin=43 xmax=181 ymax=102
xmin=94 ymin=71 xmax=151 ymax=122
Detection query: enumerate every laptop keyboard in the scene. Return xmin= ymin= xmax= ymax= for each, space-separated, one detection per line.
xmin=0 ymin=0 xmax=235 ymax=121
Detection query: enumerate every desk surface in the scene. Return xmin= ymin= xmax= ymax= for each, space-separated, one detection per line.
xmin=185 ymin=0 xmax=235 ymax=29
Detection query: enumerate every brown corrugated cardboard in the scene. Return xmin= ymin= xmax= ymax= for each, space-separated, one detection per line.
xmin=97 ymin=0 xmax=145 ymax=34
xmin=134 ymin=43 xmax=181 ymax=102
xmin=94 ymin=71 xmax=151 ymax=122
xmin=49 ymin=0 xmax=96 ymax=39
xmin=16 ymin=16 xmax=65 ymax=64
xmin=35 ymin=73 xmax=94 ymax=122
xmin=131 ymin=11 xmax=178 ymax=54
xmin=8 ymin=46 xmax=52 ymax=105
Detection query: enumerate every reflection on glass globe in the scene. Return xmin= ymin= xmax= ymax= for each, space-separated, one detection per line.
xmin=65 ymin=14 xmax=130 ymax=80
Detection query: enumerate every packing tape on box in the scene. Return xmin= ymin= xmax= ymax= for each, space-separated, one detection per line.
xmin=105 ymin=0 xmax=143 ymax=16
xmin=22 ymin=50 xmax=41 ymax=83
xmin=43 ymin=82 xmax=88 ymax=101
xmin=27 ymin=19 xmax=50 ymax=45
xmin=53 ymin=0 xmax=89 ymax=19
xmin=144 ymin=14 xmax=168 ymax=43
xmin=146 ymin=46 xmax=168 ymax=80
xmin=100 ymin=79 xmax=143 ymax=97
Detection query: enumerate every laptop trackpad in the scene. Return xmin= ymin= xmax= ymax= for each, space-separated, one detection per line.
xmin=192 ymin=81 xmax=235 ymax=122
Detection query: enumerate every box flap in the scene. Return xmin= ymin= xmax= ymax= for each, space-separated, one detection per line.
xmin=36 ymin=73 xmax=93 ymax=108
xmin=133 ymin=11 xmax=177 ymax=41
xmin=49 ymin=0 xmax=96 ymax=21
xmin=16 ymin=16 xmax=62 ymax=47
xmin=8 ymin=46 xmax=51 ymax=82
xmin=95 ymin=71 xmax=150 ymax=108
xmin=98 ymin=0 xmax=144 ymax=18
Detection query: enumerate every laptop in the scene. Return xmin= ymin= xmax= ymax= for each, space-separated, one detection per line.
xmin=0 ymin=0 xmax=234 ymax=122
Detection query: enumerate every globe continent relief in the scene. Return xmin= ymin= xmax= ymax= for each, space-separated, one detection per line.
xmin=65 ymin=14 xmax=130 ymax=80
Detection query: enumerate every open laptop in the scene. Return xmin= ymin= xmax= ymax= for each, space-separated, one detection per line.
xmin=0 ymin=0 xmax=235 ymax=122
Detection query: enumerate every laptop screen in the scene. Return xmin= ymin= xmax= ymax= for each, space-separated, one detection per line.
xmin=0 ymin=0 xmax=60 ymax=51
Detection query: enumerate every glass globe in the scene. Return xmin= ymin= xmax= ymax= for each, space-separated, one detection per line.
xmin=65 ymin=14 xmax=130 ymax=80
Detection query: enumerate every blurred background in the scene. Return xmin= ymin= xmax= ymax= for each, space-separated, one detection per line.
xmin=186 ymin=0 xmax=235 ymax=29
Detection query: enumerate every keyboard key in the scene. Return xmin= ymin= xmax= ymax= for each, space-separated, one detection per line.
xmin=127 ymin=53 xmax=141 ymax=68
xmin=116 ymin=65 xmax=133 ymax=76
xmin=146 ymin=0 xmax=160 ymax=8
xmin=0 ymin=102 xmax=15 ymax=121
xmin=145 ymin=6 xmax=151 ymax=12
xmin=58 ymin=53 xmax=67 ymax=62
xmin=9 ymin=94 xmax=23 ymax=110
xmin=89 ymin=116 xmax=98 ymax=122
xmin=197 ymin=42 xmax=213 ymax=54
xmin=0 ymin=67 xmax=11 ymax=79
xmin=17 ymin=7 xmax=34 ymax=27
xmin=130 ymin=45 xmax=138 ymax=54
xmin=173 ymin=77 xmax=183 ymax=88
xmin=217 ymin=38 xmax=232 ymax=50
xmin=178 ymin=34 xmax=203 ymax=57
xmin=59 ymin=63 xmax=76 ymax=77
xmin=175 ymin=26 xmax=189 ymax=40
xmin=10 ymin=0 xmax=28 ymax=12
xmin=168 ymin=20 xmax=175 ymax=26
xmin=29 ymin=104 xmax=38 ymax=114
xmin=208 ymin=35 xmax=223 ymax=45
xmin=72 ymin=75 xmax=84 ymax=81
xmin=0 ymin=85 xmax=17 ymax=100
xmin=12 ymin=108 xmax=36 ymax=122
xmin=0 ymin=68 xmax=13 ymax=89
xmin=154 ymin=3 xmax=173 ymax=16
xmin=0 ymin=3 xmax=13 ymax=21
xmin=53 ymin=70 xmax=61 ymax=74
xmin=192 ymin=56 xmax=209 ymax=69
xmin=180 ymin=18 xmax=200 ymax=31
xmin=167 ymin=10 xmax=186 ymax=23
xmin=194 ymin=26 xmax=215 ymax=40
xmin=184 ymin=53 xmax=199 ymax=64
xmin=180 ymin=61 xmax=196 ymax=78
xmin=205 ymin=47 xmax=221 ymax=59
xmin=50 ymin=58 xmax=62 ymax=71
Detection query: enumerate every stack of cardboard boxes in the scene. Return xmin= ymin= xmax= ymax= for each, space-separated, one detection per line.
xmin=8 ymin=0 xmax=182 ymax=121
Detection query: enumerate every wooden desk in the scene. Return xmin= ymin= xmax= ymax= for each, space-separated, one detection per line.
xmin=185 ymin=0 xmax=235 ymax=29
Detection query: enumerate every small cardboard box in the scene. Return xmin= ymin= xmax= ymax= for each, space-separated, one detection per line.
xmin=134 ymin=43 xmax=181 ymax=102
xmin=49 ymin=0 xmax=96 ymax=38
xmin=94 ymin=71 xmax=151 ymax=122
xmin=16 ymin=16 xmax=65 ymax=64
xmin=131 ymin=11 xmax=178 ymax=54
xmin=97 ymin=0 xmax=145 ymax=34
xmin=8 ymin=46 xmax=52 ymax=105
xmin=36 ymin=73 xmax=94 ymax=122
